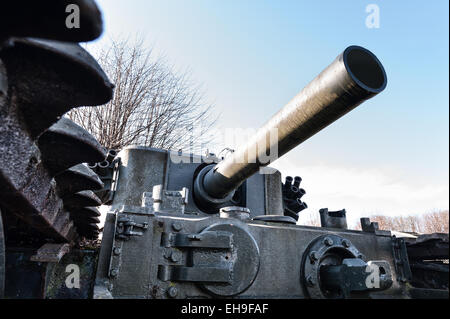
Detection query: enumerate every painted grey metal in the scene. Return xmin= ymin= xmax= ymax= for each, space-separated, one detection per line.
xmin=319 ymin=208 xmax=348 ymax=229
xmin=201 ymin=46 xmax=387 ymax=200
xmin=0 ymin=0 xmax=446 ymax=298
xmin=92 ymin=143 xmax=448 ymax=298
xmin=95 ymin=207 xmax=406 ymax=299
xmin=109 ymin=147 xmax=284 ymax=218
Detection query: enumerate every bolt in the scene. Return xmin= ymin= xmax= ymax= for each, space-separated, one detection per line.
xmin=172 ymin=222 xmax=183 ymax=232
xmin=163 ymin=249 xmax=171 ymax=259
xmin=342 ymin=239 xmax=350 ymax=248
xmin=110 ymin=269 xmax=118 ymax=278
xmin=324 ymin=237 xmax=333 ymax=246
xmin=306 ymin=275 xmax=315 ymax=287
xmin=113 ymin=247 xmax=121 ymax=255
xmin=170 ymin=251 xmax=181 ymax=263
xmin=167 ymin=287 xmax=178 ymax=298
xmin=309 ymin=251 xmax=318 ymax=263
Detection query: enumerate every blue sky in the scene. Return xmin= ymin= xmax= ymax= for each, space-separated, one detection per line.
xmin=94 ymin=0 xmax=449 ymax=225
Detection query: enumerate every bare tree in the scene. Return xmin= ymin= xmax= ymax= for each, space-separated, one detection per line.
xmin=300 ymin=210 xmax=321 ymax=227
xmin=68 ymin=38 xmax=216 ymax=152
xmin=352 ymin=210 xmax=449 ymax=234
xmin=423 ymin=210 xmax=449 ymax=234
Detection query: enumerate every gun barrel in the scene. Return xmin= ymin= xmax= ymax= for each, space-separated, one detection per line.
xmin=201 ymin=45 xmax=387 ymax=200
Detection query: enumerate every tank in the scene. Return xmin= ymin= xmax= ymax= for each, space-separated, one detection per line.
xmin=0 ymin=1 xmax=448 ymax=300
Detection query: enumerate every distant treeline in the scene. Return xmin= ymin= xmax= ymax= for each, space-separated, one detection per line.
xmin=301 ymin=210 xmax=449 ymax=234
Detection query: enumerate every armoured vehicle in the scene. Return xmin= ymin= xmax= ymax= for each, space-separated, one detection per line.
xmin=0 ymin=1 xmax=448 ymax=299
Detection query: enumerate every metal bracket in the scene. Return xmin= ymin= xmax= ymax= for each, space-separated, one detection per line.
xmin=392 ymin=237 xmax=412 ymax=283
xmin=158 ymin=230 xmax=233 ymax=283
xmin=320 ymin=258 xmax=393 ymax=297
xmin=170 ymin=231 xmax=233 ymax=249
xmin=158 ymin=265 xmax=230 ymax=283
xmin=360 ymin=217 xmax=391 ymax=236
xmin=143 ymin=185 xmax=189 ymax=214
xmin=115 ymin=216 xmax=148 ymax=240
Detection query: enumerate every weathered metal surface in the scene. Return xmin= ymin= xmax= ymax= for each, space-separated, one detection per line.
xmin=95 ymin=207 xmax=406 ymax=299
xmin=71 ymin=207 xmax=101 ymax=218
xmin=55 ymin=164 xmax=104 ymax=197
xmin=44 ymin=249 xmax=98 ymax=299
xmin=63 ymin=190 xmax=102 ymax=209
xmin=111 ymin=147 xmax=287 ymax=218
xmin=405 ymin=233 xmax=449 ymax=260
xmin=4 ymin=248 xmax=98 ymax=299
xmin=0 ymin=38 xmax=113 ymax=138
xmin=1 ymin=1 xmax=103 ymax=42
xmin=75 ymin=223 xmax=100 ymax=238
xmin=200 ymin=46 xmax=387 ymax=200
xmin=0 ymin=0 xmax=111 ymax=242
xmin=5 ymin=249 xmax=47 ymax=298
xmin=282 ymin=175 xmax=307 ymax=221
xmin=30 ymin=243 xmax=70 ymax=263
xmin=319 ymin=208 xmax=348 ymax=229
xmin=88 ymin=150 xmax=120 ymax=205
xmin=252 ymin=215 xmax=297 ymax=224
xmin=71 ymin=215 xmax=101 ymax=225
xmin=39 ymin=118 xmax=107 ymax=176
xmin=1 ymin=3 xmax=447 ymax=300
xmin=93 ymin=147 xmax=447 ymax=299
xmin=404 ymin=233 xmax=449 ymax=292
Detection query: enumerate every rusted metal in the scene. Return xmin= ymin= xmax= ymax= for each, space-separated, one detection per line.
xmin=55 ymin=164 xmax=104 ymax=198
xmin=75 ymin=223 xmax=100 ymax=239
xmin=405 ymin=233 xmax=449 ymax=260
xmin=30 ymin=243 xmax=71 ymax=263
xmin=71 ymin=207 xmax=101 ymax=218
xmin=0 ymin=1 xmax=111 ymax=242
xmin=38 ymin=118 xmax=107 ymax=176
xmin=63 ymin=190 xmax=102 ymax=209
xmin=0 ymin=38 xmax=113 ymax=138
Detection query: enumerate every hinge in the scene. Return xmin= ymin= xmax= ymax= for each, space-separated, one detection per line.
xmin=115 ymin=216 xmax=148 ymax=240
xmin=392 ymin=237 xmax=412 ymax=283
xmin=158 ymin=230 xmax=233 ymax=283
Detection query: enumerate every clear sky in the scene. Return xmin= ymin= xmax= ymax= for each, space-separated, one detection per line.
xmin=94 ymin=0 xmax=449 ymax=226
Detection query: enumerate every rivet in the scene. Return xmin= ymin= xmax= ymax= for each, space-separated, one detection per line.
xmin=309 ymin=251 xmax=318 ymax=262
xmin=167 ymin=287 xmax=178 ymax=298
xmin=324 ymin=237 xmax=333 ymax=246
xmin=306 ymin=275 xmax=315 ymax=287
xmin=172 ymin=222 xmax=183 ymax=232
xmin=342 ymin=240 xmax=350 ymax=248
xmin=170 ymin=251 xmax=181 ymax=263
